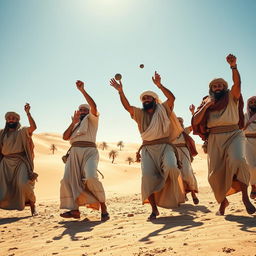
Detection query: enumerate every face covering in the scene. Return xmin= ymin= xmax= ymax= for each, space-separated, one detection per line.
xmin=143 ymin=100 xmax=156 ymax=110
xmin=7 ymin=122 xmax=19 ymax=129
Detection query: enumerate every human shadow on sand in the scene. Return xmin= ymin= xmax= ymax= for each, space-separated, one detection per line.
xmin=172 ymin=203 xmax=211 ymax=216
xmin=139 ymin=214 xmax=203 ymax=242
xmin=225 ymin=214 xmax=256 ymax=233
xmin=53 ymin=219 xmax=102 ymax=241
xmin=0 ymin=216 xmax=30 ymax=225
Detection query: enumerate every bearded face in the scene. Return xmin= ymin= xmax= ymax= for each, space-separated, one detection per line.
xmin=209 ymin=83 xmax=227 ymax=100
xmin=5 ymin=115 xmax=20 ymax=130
xmin=142 ymin=95 xmax=156 ymax=111
xmin=79 ymin=107 xmax=89 ymax=120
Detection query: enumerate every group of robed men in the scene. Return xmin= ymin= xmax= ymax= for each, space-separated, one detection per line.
xmin=1 ymin=53 xmax=256 ymax=221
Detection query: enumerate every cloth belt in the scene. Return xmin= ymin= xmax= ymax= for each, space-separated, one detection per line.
xmin=136 ymin=137 xmax=182 ymax=169
xmin=208 ymin=124 xmax=239 ymax=134
xmin=245 ymin=133 xmax=256 ymax=138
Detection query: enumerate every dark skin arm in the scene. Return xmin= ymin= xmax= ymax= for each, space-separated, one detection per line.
xmin=76 ymin=80 xmax=98 ymax=116
xmin=152 ymin=71 xmax=175 ymax=109
xmin=110 ymin=78 xmax=134 ymax=116
xmin=24 ymin=103 xmax=37 ymax=135
xmin=63 ymin=111 xmax=80 ymax=140
xmin=227 ymin=54 xmax=241 ymax=100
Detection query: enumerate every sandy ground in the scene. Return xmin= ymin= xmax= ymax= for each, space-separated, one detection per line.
xmin=1 ymin=133 xmax=256 ymax=256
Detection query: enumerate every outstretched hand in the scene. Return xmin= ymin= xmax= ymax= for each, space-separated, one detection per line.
xmin=189 ymin=104 xmax=195 ymax=115
xmin=152 ymin=71 xmax=162 ymax=88
xmin=226 ymin=54 xmax=237 ymax=67
xmin=76 ymin=80 xmax=85 ymax=91
xmin=24 ymin=103 xmax=31 ymax=114
xmin=110 ymin=78 xmax=123 ymax=92
xmin=72 ymin=110 xmax=80 ymax=124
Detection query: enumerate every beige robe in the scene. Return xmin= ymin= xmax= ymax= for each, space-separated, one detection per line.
xmin=244 ymin=113 xmax=256 ymax=185
xmin=60 ymin=113 xmax=106 ymax=211
xmin=132 ymin=101 xmax=185 ymax=209
xmin=173 ymin=128 xmax=198 ymax=193
xmin=0 ymin=127 xmax=35 ymax=210
xmin=207 ymin=92 xmax=250 ymax=203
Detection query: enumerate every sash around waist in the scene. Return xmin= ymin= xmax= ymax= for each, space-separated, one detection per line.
xmin=173 ymin=143 xmax=186 ymax=148
xmin=142 ymin=137 xmax=170 ymax=146
xmin=208 ymin=124 xmax=239 ymax=134
xmin=245 ymin=133 xmax=256 ymax=138
xmin=71 ymin=141 xmax=97 ymax=148
xmin=3 ymin=152 xmax=26 ymax=158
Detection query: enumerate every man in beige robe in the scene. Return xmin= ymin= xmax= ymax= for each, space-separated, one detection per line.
xmin=173 ymin=115 xmax=199 ymax=204
xmin=0 ymin=103 xmax=37 ymax=216
xmin=60 ymin=80 xmax=109 ymax=221
xmin=110 ymin=71 xmax=185 ymax=220
xmin=192 ymin=54 xmax=255 ymax=215
xmin=244 ymin=96 xmax=256 ymax=199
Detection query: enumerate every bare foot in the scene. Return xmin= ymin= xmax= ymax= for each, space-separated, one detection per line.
xmin=60 ymin=210 xmax=80 ymax=219
xmin=101 ymin=212 xmax=110 ymax=221
xmin=147 ymin=210 xmax=159 ymax=221
xmin=218 ymin=198 xmax=229 ymax=215
xmin=30 ymin=202 xmax=38 ymax=216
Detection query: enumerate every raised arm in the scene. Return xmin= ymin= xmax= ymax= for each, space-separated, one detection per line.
xmin=76 ymin=80 xmax=97 ymax=116
xmin=63 ymin=111 xmax=80 ymax=140
xmin=24 ymin=103 xmax=37 ymax=135
xmin=192 ymin=97 xmax=215 ymax=125
xmin=110 ymin=78 xmax=134 ymax=116
xmin=152 ymin=71 xmax=175 ymax=108
xmin=227 ymin=54 xmax=241 ymax=100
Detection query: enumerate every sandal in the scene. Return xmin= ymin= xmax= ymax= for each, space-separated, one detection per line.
xmin=60 ymin=210 xmax=80 ymax=219
xmin=101 ymin=212 xmax=110 ymax=221
xmin=147 ymin=212 xmax=159 ymax=221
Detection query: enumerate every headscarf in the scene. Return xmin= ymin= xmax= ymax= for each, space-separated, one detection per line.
xmin=140 ymin=91 xmax=162 ymax=104
xmin=79 ymin=104 xmax=90 ymax=110
xmin=244 ymin=96 xmax=256 ymax=130
xmin=5 ymin=111 xmax=20 ymax=121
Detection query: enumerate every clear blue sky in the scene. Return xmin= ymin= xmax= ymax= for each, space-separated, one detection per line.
xmin=1 ymin=0 xmax=256 ymax=143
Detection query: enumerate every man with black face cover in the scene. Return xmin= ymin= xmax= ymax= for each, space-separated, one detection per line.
xmin=192 ymin=54 xmax=255 ymax=216
xmin=110 ymin=72 xmax=185 ymax=221
xmin=244 ymin=96 xmax=256 ymax=199
xmin=0 ymin=103 xmax=38 ymax=216
xmin=60 ymin=80 xmax=109 ymax=221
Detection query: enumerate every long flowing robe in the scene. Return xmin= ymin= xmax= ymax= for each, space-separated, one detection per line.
xmin=132 ymin=101 xmax=185 ymax=209
xmin=60 ymin=113 xmax=106 ymax=210
xmin=0 ymin=127 xmax=36 ymax=210
xmin=206 ymin=92 xmax=250 ymax=203
xmin=173 ymin=128 xmax=198 ymax=193
xmin=244 ymin=113 xmax=256 ymax=185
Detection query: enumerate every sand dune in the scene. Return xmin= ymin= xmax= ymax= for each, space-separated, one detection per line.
xmin=0 ymin=133 xmax=255 ymax=256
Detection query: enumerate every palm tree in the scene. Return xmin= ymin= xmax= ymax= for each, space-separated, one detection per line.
xmin=99 ymin=142 xmax=108 ymax=150
xmin=117 ymin=141 xmax=124 ymax=151
xmin=50 ymin=144 xmax=57 ymax=154
xmin=109 ymin=150 xmax=118 ymax=163
xmin=126 ymin=156 xmax=134 ymax=165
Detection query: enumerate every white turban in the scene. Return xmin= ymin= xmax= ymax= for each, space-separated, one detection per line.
xmin=5 ymin=111 xmax=20 ymax=121
xmin=209 ymin=78 xmax=228 ymax=90
xmin=140 ymin=91 xmax=162 ymax=104
xmin=78 ymin=104 xmax=90 ymax=110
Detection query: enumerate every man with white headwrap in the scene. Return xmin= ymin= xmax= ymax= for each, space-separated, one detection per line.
xmin=192 ymin=54 xmax=255 ymax=215
xmin=60 ymin=80 xmax=109 ymax=221
xmin=244 ymin=96 xmax=256 ymax=199
xmin=0 ymin=103 xmax=38 ymax=216
xmin=110 ymin=71 xmax=185 ymax=220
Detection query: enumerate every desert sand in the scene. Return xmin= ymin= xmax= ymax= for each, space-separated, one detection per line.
xmin=1 ymin=133 xmax=256 ymax=256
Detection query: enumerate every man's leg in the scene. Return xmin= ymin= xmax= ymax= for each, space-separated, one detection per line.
xmin=250 ymin=184 xmax=256 ymax=199
xmin=147 ymin=194 xmax=159 ymax=220
xmin=218 ymin=197 xmax=229 ymax=215
xmin=239 ymin=181 xmax=256 ymax=214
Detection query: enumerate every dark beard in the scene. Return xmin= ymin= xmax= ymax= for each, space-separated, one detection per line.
xmin=7 ymin=122 xmax=19 ymax=129
xmin=80 ymin=114 xmax=88 ymax=121
xmin=143 ymin=101 xmax=156 ymax=110
xmin=250 ymin=106 xmax=256 ymax=113
xmin=209 ymin=89 xmax=227 ymax=101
